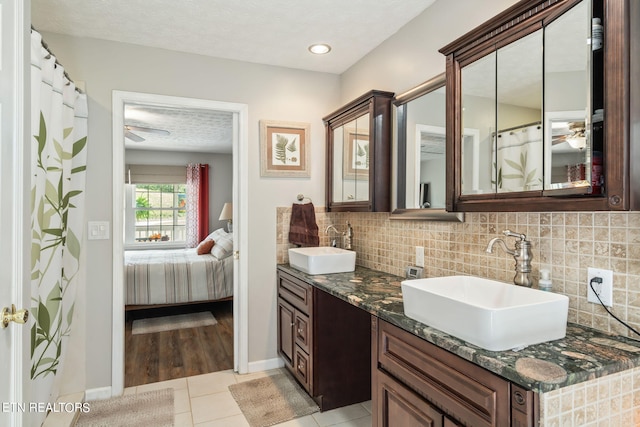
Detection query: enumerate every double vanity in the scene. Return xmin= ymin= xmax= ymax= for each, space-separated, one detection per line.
xmin=277 ymin=263 xmax=640 ymax=426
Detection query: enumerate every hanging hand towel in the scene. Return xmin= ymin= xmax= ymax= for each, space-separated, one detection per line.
xmin=288 ymin=202 xmax=319 ymax=247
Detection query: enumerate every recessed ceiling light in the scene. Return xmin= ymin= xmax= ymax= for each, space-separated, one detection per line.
xmin=308 ymin=44 xmax=331 ymax=55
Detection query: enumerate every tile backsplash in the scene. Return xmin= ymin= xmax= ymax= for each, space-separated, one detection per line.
xmin=276 ymin=207 xmax=640 ymax=338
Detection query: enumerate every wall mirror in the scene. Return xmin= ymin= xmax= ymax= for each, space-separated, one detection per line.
xmin=391 ymin=74 xmax=463 ymax=221
xmin=331 ymin=113 xmax=370 ymax=204
xmin=544 ymin=0 xmax=593 ymax=192
xmin=324 ymin=90 xmax=394 ymax=212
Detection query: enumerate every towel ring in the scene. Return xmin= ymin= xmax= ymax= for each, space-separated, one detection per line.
xmin=296 ymin=194 xmax=312 ymax=203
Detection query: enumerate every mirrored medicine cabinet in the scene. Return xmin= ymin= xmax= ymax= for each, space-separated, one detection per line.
xmin=324 ymin=90 xmax=394 ymax=212
xmin=440 ymin=0 xmax=638 ymax=212
xmin=391 ymin=74 xmax=463 ymax=221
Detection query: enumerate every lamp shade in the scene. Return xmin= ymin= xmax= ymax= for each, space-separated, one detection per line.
xmin=218 ymin=203 xmax=233 ymax=221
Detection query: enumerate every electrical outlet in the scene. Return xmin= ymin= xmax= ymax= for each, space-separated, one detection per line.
xmin=415 ymin=246 xmax=425 ymax=268
xmin=587 ymin=267 xmax=613 ymax=307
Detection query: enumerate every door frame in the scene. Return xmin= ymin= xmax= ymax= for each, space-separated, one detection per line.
xmin=1 ymin=0 xmax=30 ymax=425
xmin=111 ymin=91 xmax=249 ymax=395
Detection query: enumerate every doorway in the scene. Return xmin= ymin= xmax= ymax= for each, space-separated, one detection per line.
xmin=112 ymin=91 xmax=249 ymax=395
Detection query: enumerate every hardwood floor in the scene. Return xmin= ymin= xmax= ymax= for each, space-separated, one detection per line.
xmin=124 ymin=300 xmax=233 ymax=387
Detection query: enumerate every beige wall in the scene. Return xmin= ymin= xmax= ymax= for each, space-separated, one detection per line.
xmin=339 ymin=0 xmax=521 ymax=101
xmin=40 ymin=32 xmax=340 ymax=390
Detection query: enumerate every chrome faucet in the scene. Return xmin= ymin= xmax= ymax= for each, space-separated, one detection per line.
xmin=325 ymin=224 xmax=340 ymax=248
xmin=325 ymin=221 xmax=354 ymax=250
xmin=486 ymin=230 xmax=533 ymax=287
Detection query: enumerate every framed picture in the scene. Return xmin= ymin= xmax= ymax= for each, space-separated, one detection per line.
xmin=343 ymin=130 xmax=369 ymax=179
xmin=260 ymin=120 xmax=311 ymax=177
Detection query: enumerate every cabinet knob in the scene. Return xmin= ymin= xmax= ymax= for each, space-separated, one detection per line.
xmin=297 ymin=328 xmax=303 ymax=334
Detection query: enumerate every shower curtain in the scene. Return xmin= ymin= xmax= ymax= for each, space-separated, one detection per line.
xmin=29 ymin=29 xmax=88 ymax=409
xmin=494 ymin=124 xmax=543 ymax=192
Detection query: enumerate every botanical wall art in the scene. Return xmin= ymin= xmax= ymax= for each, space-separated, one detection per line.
xmin=344 ymin=129 xmax=369 ymax=180
xmin=260 ymin=120 xmax=310 ymax=177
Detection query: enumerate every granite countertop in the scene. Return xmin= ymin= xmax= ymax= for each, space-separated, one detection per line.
xmin=277 ymin=264 xmax=640 ymax=393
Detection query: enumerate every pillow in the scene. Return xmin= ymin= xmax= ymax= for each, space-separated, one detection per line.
xmin=197 ymin=239 xmax=215 ymax=255
xmin=206 ymin=228 xmax=228 ymax=242
xmin=211 ymin=232 xmax=234 ymax=260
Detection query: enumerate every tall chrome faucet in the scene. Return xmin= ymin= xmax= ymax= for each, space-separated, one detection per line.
xmin=325 ymin=221 xmax=354 ymax=250
xmin=486 ymin=230 xmax=533 ymax=287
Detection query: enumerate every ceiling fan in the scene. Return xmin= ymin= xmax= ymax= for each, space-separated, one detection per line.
xmin=124 ymin=125 xmax=170 ymax=142
xmin=551 ymin=121 xmax=586 ymax=150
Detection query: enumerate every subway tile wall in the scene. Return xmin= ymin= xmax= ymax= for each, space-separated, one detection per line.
xmin=276 ymin=208 xmax=640 ymax=338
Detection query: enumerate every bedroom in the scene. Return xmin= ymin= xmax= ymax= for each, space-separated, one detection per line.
xmin=123 ymin=104 xmax=235 ymax=386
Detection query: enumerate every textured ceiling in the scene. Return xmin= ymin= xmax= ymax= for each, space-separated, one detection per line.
xmin=32 ymin=0 xmax=435 ymax=153
xmin=32 ymin=0 xmax=435 ymax=74
xmin=124 ymin=104 xmax=234 ymax=153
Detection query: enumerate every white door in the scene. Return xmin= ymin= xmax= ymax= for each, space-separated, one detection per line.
xmin=1 ymin=1 xmax=31 ymax=426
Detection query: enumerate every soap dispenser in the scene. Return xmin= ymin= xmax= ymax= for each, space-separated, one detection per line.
xmin=538 ymin=269 xmax=552 ymax=291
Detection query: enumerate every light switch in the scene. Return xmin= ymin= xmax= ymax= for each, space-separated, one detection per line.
xmin=88 ymin=221 xmax=110 ymax=240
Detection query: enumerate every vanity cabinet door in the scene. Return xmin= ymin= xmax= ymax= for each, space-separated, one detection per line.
xmin=324 ymin=90 xmax=394 ymax=212
xmin=277 ymin=298 xmax=295 ymax=368
xmin=375 ymin=369 xmax=444 ymax=427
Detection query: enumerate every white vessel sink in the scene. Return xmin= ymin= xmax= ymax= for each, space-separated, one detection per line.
xmin=288 ymin=247 xmax=356 ymax=275
xmin=401 ymin=276 xmax=569 ymax=351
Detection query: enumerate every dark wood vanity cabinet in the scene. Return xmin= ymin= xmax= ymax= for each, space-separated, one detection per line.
xmin=372 ymin=318 xmax=539 ymax=427
xmin=324 ymin=90 xmax=394 ymax=212
xmin=277 ymin=270 xmax=371 ymax=411
xmin=440 ymin=0 xmax=639 ymax=212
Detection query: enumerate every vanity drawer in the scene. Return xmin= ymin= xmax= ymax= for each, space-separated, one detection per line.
xmin=293 ymin=345 xmax=311 ymax=392
xmin=294 ymin=312 xmax=311 ymax=353
xmin=278 ymin=271 xmax=312 ymax=313
xmin=376 ymin=319 xmax=510 ymax=427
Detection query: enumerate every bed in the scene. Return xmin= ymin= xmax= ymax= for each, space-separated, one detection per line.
xmin=124 ymin=247 xmax=233 ymax=308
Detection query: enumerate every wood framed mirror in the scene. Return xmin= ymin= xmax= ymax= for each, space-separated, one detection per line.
xmin=391 ymin=73 xmax=463 ymax=221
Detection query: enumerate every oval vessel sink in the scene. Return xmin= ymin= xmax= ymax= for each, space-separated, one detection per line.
xmin=401 ymin=276 xmax=569 ymax=351
xmin=288 ymin=247 xmax=356 ymax=275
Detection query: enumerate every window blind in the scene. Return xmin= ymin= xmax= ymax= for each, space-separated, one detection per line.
xmin=126 ymin=164 xmax=187 ymax=184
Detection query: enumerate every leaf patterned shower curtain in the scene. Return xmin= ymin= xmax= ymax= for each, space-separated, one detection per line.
xmin=494 ymin=124 xmax=543 ymax=192
xmin=30 ymin=30 xmax=88 ymax=409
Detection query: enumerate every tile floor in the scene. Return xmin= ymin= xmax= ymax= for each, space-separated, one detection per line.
xmin=123 ymin=369 xmax=372 ymax=427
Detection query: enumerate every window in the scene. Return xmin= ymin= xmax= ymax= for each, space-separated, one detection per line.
xmin=132 ymin=184 xmax=187 ymax=243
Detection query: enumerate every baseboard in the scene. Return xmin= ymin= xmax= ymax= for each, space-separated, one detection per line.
xmin=41 ymin=392 xmax=85 ymax=427
xmin=247 ymin=357 xmax=284 ymax=373
xmin=84 ymin=386 xmax=113 ymax=401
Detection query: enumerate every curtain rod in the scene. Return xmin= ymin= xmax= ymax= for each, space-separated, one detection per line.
xmin=31 ymin=26 xmax=84 ymax=94
xmin=496 ymin=121 xmax=542 ymax=134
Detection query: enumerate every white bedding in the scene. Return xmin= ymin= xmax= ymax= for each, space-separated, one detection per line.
xmin=124 ymin=248 xmax=233 ymax=305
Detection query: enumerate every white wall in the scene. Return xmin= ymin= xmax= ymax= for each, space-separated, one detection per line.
xmin=40 ymin=32 xmax=340 ymax=390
